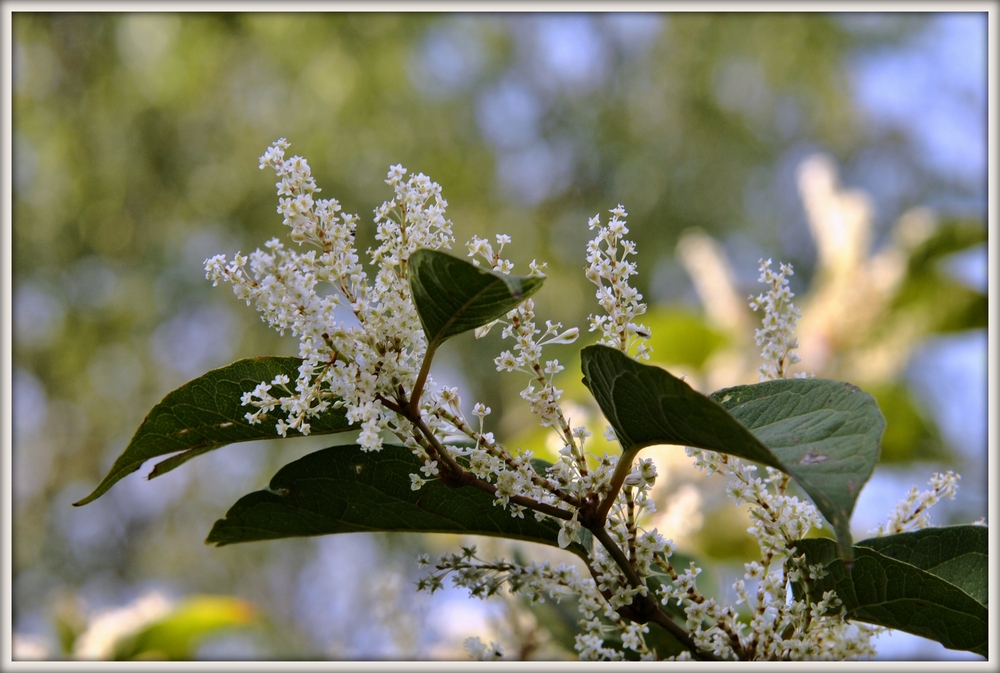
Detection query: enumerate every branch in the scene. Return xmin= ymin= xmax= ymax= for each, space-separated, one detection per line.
xmin=386 ymin=392 xmax=575 ymax=522
xmin=591 ymin=525 xmax=643 ymax=590
xmin=647 ymin=607 xmax=720 ymax=661
xmin=406 ymin=341 xmax=437 ymax=416
xmin=592 ymin=446 xmax=639 ymax=527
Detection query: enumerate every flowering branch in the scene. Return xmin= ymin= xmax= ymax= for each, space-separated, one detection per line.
xmin=78 ymin=139 xmax=983 ymax=662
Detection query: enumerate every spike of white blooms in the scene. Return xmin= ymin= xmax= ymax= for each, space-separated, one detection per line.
xmin=749 ymin=258 xmax=804 ymax=381
xmin=206 ymin=140 xmax=453 ymax=449
xmin=680 ymin=446 xmax=883 ymax=660
xmin=201 ymin=140 xmax=940 ymax=661
xmin=421 ymin=550 xmax=656 ymax=660
xmin=870 ymin=471 xmax=961 ymax=536
xmin=585 ymin=205 xmax=651 ymax=360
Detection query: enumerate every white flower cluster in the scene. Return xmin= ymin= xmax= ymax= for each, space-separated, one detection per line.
xmin=418 ymin=546 xmax=659 ymax=661
xmin=468 ymin=231 xmax=580 ymax=457
xmin=493 ymin=304 xmax=579 ymax=431
xmin=675 ymin=282 xmax=881 ymax=658
xmin=667 ymin=279 xmax=882 ymax=659
xmin=206 ymin=139 xmax=453 ymax=449
xmin=585 ymin=205 xmax=651 ymax=360
xmin=870 ymin=470 xmax=961 ymax=537
xmin=416 ymin=386 xmax=578 ymax=520
xmin=679 ymin=448 xmax=880 ymax=659
xmin=749 ymin=258 xmax=803 ymax=381
xmin=467 ymin=233 xmax=548 ymax=279
xmin=205 ymin=145 xmax=966 ymax=661
xmin=463 ymin=636 xmax=504 ymax=660
xmin=418 ymin=446 xmax=678 ymax=659
xmin=206 ymin=142 xmax=646 ymax=534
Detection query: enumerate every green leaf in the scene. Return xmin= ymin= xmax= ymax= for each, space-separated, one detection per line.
xmin=112 ymin=595 xmax=257 ymax=660
xmin=73 ymin=357 xmax=353 ymax=506
xmin=581 ymin=345 xmax=785 ymax=467
xmin=857 ymin=525 xmax=988 ymax=606
xmin=206 ymin=443 xmax=591 ymax=561
xmin=408 ymin=248 xmax=544 ymax=348
xmin=643 ymin=307 xmax=729 ymax=370
xmin=711 ymin=378 xmax=884 ymax=561
xmin=580 ymin=345 xmax=884 ymax=559
xmin=867 ymin=383 xmax=951 ymax=463
xmin=891 ymin=221 xmax=988 ymax=333
xmin=905 ymin=219 xmax=987 ymax=276
xmin=794 ymin=527 xmax=988 ymax=657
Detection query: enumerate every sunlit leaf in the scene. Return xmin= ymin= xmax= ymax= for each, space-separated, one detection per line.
xmin=644 ymin=307 xmax=729 ymax=370
xmin=74 ymin=357 xmax=353 ymax=506
xmin=112 ymin=595 xmax=257 ymax=661
xmin=892 ymin=220 xmax=988 ymax=333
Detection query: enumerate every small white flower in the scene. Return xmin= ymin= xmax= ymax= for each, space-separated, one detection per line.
xmin=558 ymin=516 xmax=581 ymax=549
xmin=528 ymin=259 xmax=548 ymax=277
xmin=474 ymin=320 xmax=499 ymax=339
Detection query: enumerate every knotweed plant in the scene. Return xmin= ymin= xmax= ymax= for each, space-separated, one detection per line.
xmin=75 ymin=140 xmax=987 ymax=661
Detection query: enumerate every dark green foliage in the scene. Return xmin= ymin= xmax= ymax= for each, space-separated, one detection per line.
xmin=74 ymin=357 xmax=353 ymax=506
xmin=581 ymin=345 xmax=884 ymax=559
xmin=206 ymin=443 xmax=591 ymax=561
xmin=794 ymin=526 xmax=988 ymax=657
xmin=408 ymin=248 xmax=544 ymax=348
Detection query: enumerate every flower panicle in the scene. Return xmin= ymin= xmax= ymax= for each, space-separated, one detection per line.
xmin=749 ymin=258 xmax=803 ymax=381
xmin=206 ymin=140 xmax=455 ymax=450
xmin=585 ymin=205 xmax=651 ymax=360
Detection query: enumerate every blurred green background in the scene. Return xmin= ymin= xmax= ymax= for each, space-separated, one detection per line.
xmin=11 ymin=12 xmax=988 ymax=660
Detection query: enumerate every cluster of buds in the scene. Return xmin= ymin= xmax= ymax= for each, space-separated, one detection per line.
xmin=749 ymin=258 xmax=803 ymax=381
xmin=585 ymin=205 xmax=651 ymax=360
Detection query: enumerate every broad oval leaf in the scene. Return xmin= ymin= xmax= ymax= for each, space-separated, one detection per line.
xmin=408 ymin=248 xmax=544 ymax=348
xmin=710 ymin=377 xmax=884 ymax=561
xmin=206 ymin=443 xmax=591 ymax=561
xmin=794 ymin=528 xmax=988 ymax=657
xmin=856 ymin=525 xmax=988 ymax=606
xmin=73 ymin=357 xmax=353 ymax=506
xmin=580 ymin=345 xmax=884 ymax=560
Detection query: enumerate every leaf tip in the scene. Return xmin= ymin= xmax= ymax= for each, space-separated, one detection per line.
xmin=505 ymin=277 xmax=525 ymax=300
xmin=205 ymin=524 xmax=229 ymax=547
xmin=71 ymin=487 xmax=102 ymax=507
